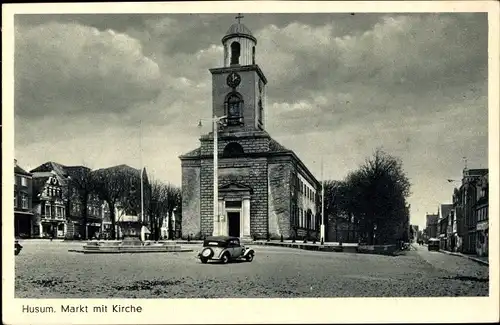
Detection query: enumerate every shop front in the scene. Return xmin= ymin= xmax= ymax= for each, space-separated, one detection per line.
xmin=476 ymin=221 xmax=488 ymax=257
xmin=39 ymin=219 xmax=66 ymax=238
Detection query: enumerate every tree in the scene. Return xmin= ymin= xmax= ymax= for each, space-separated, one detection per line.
xmin=165 ymin=184 xmax=181 ymax=239
xmin=65 ymin=166 xmax=95 ymax=240
xmin=344 ymin=148 xmax=411 ymax=244
xmin=92 ymin=165 xmax=143 ymax=240
xmin=147 ymin=180 xmax=181 ymax=241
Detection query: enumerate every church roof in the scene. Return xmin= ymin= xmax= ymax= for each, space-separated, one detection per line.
xmin=180 ymin=147 xmax=201 ymax=158
xmin=222 ymin=22 xmax=257 ymax=44
xmin=226 ymin=23 xmax=253 ymax=37
xmin=268 ymin=139 xmax=289 ymax=153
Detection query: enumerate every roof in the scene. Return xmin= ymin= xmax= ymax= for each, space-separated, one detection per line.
xmin=179 ymin=147 xmax=201 ymax=158
xmin=30 ymin=161 xmax=68 ymax=177
xmin=268 ymin=139 xmax=289 ymax=153
xmin=226 ymin=23 xmax=253 ymax=36
xmin=14 ymin=164 xmax=31 ymax=176
xmin=222 ymin=22 xmax=257 ymax=44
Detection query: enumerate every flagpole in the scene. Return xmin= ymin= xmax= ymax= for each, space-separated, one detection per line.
xmin=140 ymin=119 xmax=145 ymax=240
xmin=320 ymin=156 xmax=325 ymax=244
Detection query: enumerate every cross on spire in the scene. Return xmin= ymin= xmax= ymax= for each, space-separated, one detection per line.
xmin=235 ymin=13 xmax=244 ymax=24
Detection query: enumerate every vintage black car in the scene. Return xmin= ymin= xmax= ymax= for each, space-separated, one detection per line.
xmin=15 ymin=240 xmax=23 ymax=256
xmin=428 ymin=238 xmax=440 ymax=251
xmin=198 ymin=236 xmax=254 ymax=264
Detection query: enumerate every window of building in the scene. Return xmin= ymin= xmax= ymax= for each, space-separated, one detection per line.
xmin=252 ymin=46 xmax=255 ymax=65
xmin=21 ymin=193 xmax=28 ymax=209
xmin=14 ymin=191 xmax=18 ymax=208
xmin=225 ymin=92 xmax=244 ymax=125
xmin=45 ymin=204 xmax=51 ymax=217
xmin=223 ymin=142 xmax=245 ymax=157
xmin=230 ymin=41 xmax=241 ymax=65
xmin=21 ymin=177 xmax=28 ymax=187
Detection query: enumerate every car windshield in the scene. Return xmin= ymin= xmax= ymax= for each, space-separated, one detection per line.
xmin=204 ymin=241 xmax=227 ymax=247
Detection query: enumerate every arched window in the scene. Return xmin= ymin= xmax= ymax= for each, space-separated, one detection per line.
xmin=225 ymin=92 xmax=243 ymax=125
xmin=223 ymin=142 xmax=245 ymax=158
xmin=231 ymin=42 xmax=241 ymax=65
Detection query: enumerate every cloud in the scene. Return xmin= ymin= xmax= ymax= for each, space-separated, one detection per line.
xmin=15 ymin=22 xmax=162 ymax=118
xmin=255 ymin=13 xmax=487 ymax=138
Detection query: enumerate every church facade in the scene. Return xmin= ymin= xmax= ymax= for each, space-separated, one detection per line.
xmin=180 ymin=19 xmax=321 ymax=240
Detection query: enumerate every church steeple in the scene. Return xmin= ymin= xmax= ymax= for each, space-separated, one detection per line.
xmin=222 ymin=14 xmax=257 ymax=67
xmin=210 ymin=15 xmax=267 ymax=131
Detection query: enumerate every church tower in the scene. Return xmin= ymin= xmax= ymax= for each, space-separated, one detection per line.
xmin=180 ymin=15 xmax=321 ymax=242
xmin=209 ymin=14 xmax=267 ymax=131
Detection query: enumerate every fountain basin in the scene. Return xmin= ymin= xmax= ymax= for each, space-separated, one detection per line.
xmin=69 ymin=240 xmax=193 ymax=254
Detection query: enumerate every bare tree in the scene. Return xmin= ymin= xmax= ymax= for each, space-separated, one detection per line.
xmin=65 ymin=166 xmax=94 ymax=240
xmin=92 ymin=165 xmax=143 ymax=240
xmin=147 ymin=180 xmax=181 ymax=241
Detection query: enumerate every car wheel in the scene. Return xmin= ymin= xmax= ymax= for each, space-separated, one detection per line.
xmin=200 ymin=257 xmax=208 ymax=264
xmin=245 ymin=252 xmax=254 ymax=262
xmin=221 ymin=253 xmax=230 ymax=264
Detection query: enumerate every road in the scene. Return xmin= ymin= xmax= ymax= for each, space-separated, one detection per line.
xmin=15 ymin=240 xmax=488 ymax=298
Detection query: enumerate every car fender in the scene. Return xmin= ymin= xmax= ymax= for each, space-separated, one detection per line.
xmin=217 ymin=248 xmax=230 ymax=259
xmin=243 ymin=248 xmax=254 ymax=257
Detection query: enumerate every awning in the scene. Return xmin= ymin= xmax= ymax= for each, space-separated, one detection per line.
xmin=141 ymin=226 xmax=151 ymax=234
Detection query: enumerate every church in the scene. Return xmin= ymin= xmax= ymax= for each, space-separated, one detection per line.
xmin=180 ymin=17 xmax=321 ymax=240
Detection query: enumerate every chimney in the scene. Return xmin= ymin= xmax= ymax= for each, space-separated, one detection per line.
xmin=14 ymin=159 xmax=18 ymax=166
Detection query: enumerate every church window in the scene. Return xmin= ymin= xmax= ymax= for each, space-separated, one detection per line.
xmin=230 ymin=42 xmax=241 ymax=65
xmin=223 ymin=142 xmax=245 ymax=158
xmin=225 ymin=92 xmax=244 ymax=125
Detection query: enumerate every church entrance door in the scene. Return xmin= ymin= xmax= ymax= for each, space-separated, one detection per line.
xmin=227 ymin=212 xmax=241 ymax=237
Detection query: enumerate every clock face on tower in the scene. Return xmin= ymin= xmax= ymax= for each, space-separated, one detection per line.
xmin=227 ymin=72 xmax=241 ymax=88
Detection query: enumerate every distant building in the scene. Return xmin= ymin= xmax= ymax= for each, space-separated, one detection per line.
xmin=29 ymin=162 xmax=150 ymax=240
xmin=14 ymin=159 xmax=34 ymax=238
xmin=438 ymin=204 xmax=453 ymax=250
xmin=453 ymin=168 xmax=488 ymax=254
xmin=425 ymin=213 xmax=439 ymax=239
xmin=475 ymin=173 xmax=488 ymax=256
xmin=409 ymin=225 xmax=419 ymax=242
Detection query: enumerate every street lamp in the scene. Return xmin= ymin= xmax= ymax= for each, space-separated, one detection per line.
xmin=199 ymin=115 xmax=227 ymax=236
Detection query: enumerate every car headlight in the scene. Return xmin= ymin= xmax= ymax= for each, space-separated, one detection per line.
xmin=202 ymin=248 xmax=212 ymax=257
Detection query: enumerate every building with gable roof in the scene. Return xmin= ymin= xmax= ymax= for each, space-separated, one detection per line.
xmin=180 ymin=17 xmax=321 ymax=240
xmin=14 ymin=159 xmax=34 ymax=238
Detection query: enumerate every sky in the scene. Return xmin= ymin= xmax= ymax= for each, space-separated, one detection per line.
xmin=13 ymin=12 xmax=488 ymax=229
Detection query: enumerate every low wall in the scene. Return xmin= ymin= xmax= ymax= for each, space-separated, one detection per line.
xmin=356 ymin=244 xmax=400 ymax=256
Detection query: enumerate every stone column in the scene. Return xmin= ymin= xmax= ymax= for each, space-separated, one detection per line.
xmin=242 ymin=196 xmax=251 ymax=239
xmin=218 ymin=199 xmax=225 ymax=236
xmin=39 ymin=223 xmax=43 ymax=238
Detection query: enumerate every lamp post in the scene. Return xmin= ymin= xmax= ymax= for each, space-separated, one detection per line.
xmin=199 ymin=115 xmax=227 ymax=236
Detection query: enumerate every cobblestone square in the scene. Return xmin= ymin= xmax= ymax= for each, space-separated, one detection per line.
xmin=15 ymin=241 xmax=489 ymax=298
